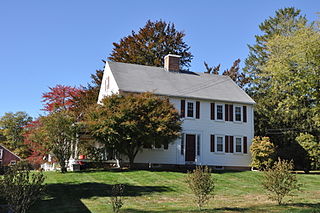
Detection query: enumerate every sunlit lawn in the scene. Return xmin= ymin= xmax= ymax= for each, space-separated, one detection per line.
xmin=27 ymin=170 xmax=320 ymax=213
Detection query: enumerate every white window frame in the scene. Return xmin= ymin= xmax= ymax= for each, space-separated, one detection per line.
xmin=235 ymin=136 xmax=243 ymax=153
xmin=185 ymin=100 xmax=196 ymax=119
xmin=216 ymin=135 xmax=224 ymax=153
xmin=216 ymin=104 xmax=224 ymax=121
xmin=0 ymin=149 xmax=3 ymax=159
xmin=234 ymin=105 xmax=242 ymax=122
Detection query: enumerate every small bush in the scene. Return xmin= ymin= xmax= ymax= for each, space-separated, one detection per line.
xmin=250 ymin=136 xmax=276 ymax=170
xmin=110 ymin=184 xmax=124 ymax=213
xmin=296 ymin=133 xmax=320 ymax=170
xmin=186 ymin=166 xmax=215 ymax=210
xmin=0 ymin=161 xmax=46 ymax=213
xmin=262 ymin=158 xmax=300 ymax=205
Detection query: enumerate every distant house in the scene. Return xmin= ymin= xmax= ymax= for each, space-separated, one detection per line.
xmin=98 ymin=54 xmax=255 ymax=170
xmin=0 ymin=144 xmax=21 ymax=166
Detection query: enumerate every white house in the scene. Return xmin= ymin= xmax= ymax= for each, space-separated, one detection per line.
xmin=98 ymin=54 xmax=255 ymax=170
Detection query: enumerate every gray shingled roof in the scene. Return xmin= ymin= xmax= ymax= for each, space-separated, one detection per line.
xmin=108 ymin=61 xmax=255 ymax=105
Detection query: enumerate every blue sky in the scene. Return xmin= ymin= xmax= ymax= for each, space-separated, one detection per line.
xmin=0 ymin=1 xmax=318 ymax=118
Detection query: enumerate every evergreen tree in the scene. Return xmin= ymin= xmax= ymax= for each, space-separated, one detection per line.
xmin=244 ymin=7 xmax=307 ymax=88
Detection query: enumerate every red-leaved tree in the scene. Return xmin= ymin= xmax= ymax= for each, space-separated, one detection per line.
xmin=42 ymin=85 xmax=83 ymax=112
xmin=24 ymin=120 xmax=48 ymax=167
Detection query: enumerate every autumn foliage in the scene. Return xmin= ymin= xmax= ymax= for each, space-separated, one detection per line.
xmin=42 ymin=85 xmax=83 ymax=112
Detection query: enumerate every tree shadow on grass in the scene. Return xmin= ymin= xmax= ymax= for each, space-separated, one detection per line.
xmin=29 ymin=182 xmax=172 ymax=213
xmin=285 ymin=202 xmax=320 ymax=209
xmin=124 ymin=207 xmax=249 ymax=213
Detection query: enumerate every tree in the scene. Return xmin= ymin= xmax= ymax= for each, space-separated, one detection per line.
xmin=24 ymin=120 xmax=48 ymax=168
xmin=204 ymin=61 xmax=220 ymax=74
xmin=203 ymin=59 xmax=250 ymax=88
xmin=40 ymin=110 xmax=78 ymax=173
xmin=296 ymin=133 xmax=320 ymax=170
xmin=109 ymin=20 xmax=193 ymax=70
xmin=244 ymin=7 xmax=308 ymax=137
xmin=42 ymin=84 xmax=83 ymax=112
xmin=262 ymin=158 xmax=300 ymax=205
xmin=0 ymin=161 xmax=45 ymax=213
xmin=244 ymin=7 xmax=307 ymax=87
xmin=261 ymin=25 xmax=320 ymax=136
xmin=250 ymin=136 xmax=276 ymax=170
xmin=86 ymin=93 xmax=182 ymax=169
xmin=186 ymin=166 xmax=215 ymax=210
xmin=0 ymin=111 xmax=32 ymax=158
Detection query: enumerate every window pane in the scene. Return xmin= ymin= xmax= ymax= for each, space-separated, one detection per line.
xmin=217 ymin=137 xmax=223 ymax=152
xmin=235 ymin=107 xmax=241 ymax=121
xmin=236 ymin=138 xmax=242 ymax=152
xmin=187 ymin=102 xmax=194 ymax=117
xmin=217 ymin=105 xmax=223 ymax=120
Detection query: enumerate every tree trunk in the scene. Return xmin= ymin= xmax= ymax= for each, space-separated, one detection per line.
xmin=60 ymin=159 xmax=67 ymax=173
xmin=128 ymin=156 xmax=135 ymax=170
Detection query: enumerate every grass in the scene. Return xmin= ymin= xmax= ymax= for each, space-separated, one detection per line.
xmin=23 ymin=170 xmax=320 ymax=212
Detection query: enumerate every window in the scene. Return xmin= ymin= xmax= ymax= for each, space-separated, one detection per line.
xmin=10 ymin=160 xmax=16 ymax=165
xmin=0 ymin=149 xmax=3 ymax=159
xmin=235 ymin=137 xmax=242 ymax=153
xmin=187 ymin=102 xmax=194 ymax=118
xmin=216 ymin=105 xmax=223 ymax=120
xmin=104 ymin=76 xmax=110 ymax=91
xmin=235 ymin=106 xmax=242 ymax=121
xmin=216 ymin=136 xmax=224 ymax=152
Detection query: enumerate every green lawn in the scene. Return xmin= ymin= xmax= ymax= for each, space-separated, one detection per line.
xmin=28 ymin=170 xmax=319 ymax=213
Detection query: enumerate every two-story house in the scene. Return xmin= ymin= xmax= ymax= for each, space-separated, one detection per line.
xmin=98 ymin=54 xmax=255 ymax=170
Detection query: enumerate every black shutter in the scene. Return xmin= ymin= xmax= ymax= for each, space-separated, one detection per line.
xmin=225 ymin=135 xmax=229 ymax=153
xmin=181 ymin=134 xmax=184 ymax=155
xmin=225 ymin=104 xmax=229 ymax=121
xmin=180 ymin=100 xmax=185 ymax=118
xmin=230 ymin=136 xmax=234 ymax=153
xmin=196 ymin=101 xmax=200 ymax=119
xmin=243 ymin=136 xmax=248 ymax=154
xmin=243 ymin=106 xmax=247 ymax=123
xmin=229 ymin=105 xmax=233 ymax=121
xmin=210 ymin=103 xmax=215 ymax=120
xmin=164 ymin=142 xmax=169 ymax=150
xmin=210 ymin=135 xmax=215 ymax=152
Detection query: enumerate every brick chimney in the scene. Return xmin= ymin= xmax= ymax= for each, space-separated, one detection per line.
xmin=164 ymin=54 xmax=181 ymax=72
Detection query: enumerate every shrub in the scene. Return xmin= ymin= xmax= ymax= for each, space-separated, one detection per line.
xmin=0 ymin=161 xmax=46 ymax=213
xmin=296 ymin=133 xmax=320 ymax=170
xmin=262 ymin=158 xmax=300 ymax=205
xmin=110 ymin=184 xmax=124 ymax=213
xmin=186 ymin=166 xmax=215 ymax=210
xmin=250 ymin=136 xmax=276 ymax=170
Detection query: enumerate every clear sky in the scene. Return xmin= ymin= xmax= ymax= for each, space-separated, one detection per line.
xmin=0 ymin=0 xmax=318 ymax=118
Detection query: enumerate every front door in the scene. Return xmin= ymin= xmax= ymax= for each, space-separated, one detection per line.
xmin=185 ymin=134 xmax=196 ymax=162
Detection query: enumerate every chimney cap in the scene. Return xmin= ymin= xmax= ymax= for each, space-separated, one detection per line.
xmin=164 ymin=54 xmax=181 ymax=59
